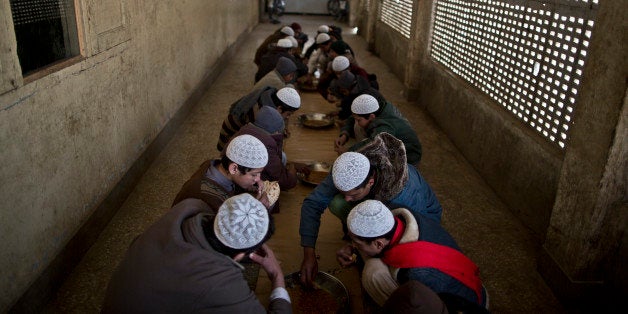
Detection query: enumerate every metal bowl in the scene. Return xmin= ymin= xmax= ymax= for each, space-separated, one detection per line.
xmin=299 ymin=113 xmax=335 ymax=129
xmin=296 ymin=162 xmax=331 ymax=186
xmin=284 ymin=271 xmax=350 ymax=314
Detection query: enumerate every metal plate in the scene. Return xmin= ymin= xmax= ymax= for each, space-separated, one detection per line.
xmin=297 ymin=162 xmax=331 ymax=186
xmin=299 ymin=113 xmax=335 ymax=129
xmin=285 ymin=271 xmax=350 ymax=314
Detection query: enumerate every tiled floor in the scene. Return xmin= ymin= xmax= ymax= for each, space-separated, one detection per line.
xmin=45 ymin=15 xmax=566 ymax=313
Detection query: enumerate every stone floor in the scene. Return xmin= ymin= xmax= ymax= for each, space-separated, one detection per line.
xmin=44 ymin=15 xmax=566 ymax=313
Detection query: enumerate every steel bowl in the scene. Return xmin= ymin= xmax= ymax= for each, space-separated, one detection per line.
xmin=284 ymin=271 xmax=350 ymax=314
xmin=298 ymin=113 xmax=335 ymax=129
xmin=296 ymin=161 xmax=331 ymax=186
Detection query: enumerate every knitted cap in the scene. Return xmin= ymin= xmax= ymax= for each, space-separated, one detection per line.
xmin=276 ymin=87 xmax=301 ymax=109
xmin=331 ymin=41 xmax=350 ymax=55
xmin=214 ymin=193 xmax=270 ymax=249
xmin=280 ymin=26 xmax=295 ymax=36
xmin=351 ymin=94 xmax=379 ymax=115
xmin=287 ymin=36 xmax=298 ymax=48
xmin=276 ymin=56 xmax=297 ymax=76
xmin=332 ymin=152 xmax=371 ymax=191
xmin=316 ymin=33 xmax=331 ymax=44
xmin=254 ymin=106 xmax=285 ymax=134
xmin=226 ymin=134 xmax=268 ymax=169
xmin=277 ymin=38 xmax=292 ymax=48
xmin=290 ymin=22 xmax=302 ymax=31
xmin=318 ymin=25 xmax=330 ymax=33
xmin=348 ymin=200 xmax=394 ymax=238
xmin=332 ymin=56 xmax=350 ymax=72
xmin=337 ymin=71 xmax=355 ymax=89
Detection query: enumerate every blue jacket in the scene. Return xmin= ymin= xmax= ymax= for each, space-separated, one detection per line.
xmin=299 ymin=164 xmax=442 ymax=247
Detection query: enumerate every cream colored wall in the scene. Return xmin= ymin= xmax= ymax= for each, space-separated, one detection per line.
xmin=0 ymin=0 xmax=258 ymax=310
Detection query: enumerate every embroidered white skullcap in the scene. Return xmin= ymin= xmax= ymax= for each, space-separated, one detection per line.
xmin=226 ymin=134 xmax=268 ymax=169
xmin=276 ymin=87 xmax=301 ymax=109
xmin=287 ymin=35 xmax=298 ymax=48
xmin=316 ymin=33 xmax=331 ymax=44
xmin=348 ymin=200 xmax=395 ymax=238
xmin=351 ymin=94 xmax=379 ymax=115
xmin=332 ymin=56 xmax=350 ymax=72
xmin=214 ymin=193 xmax=270 ymax=249
xmin=318 ymin=25 xmax=330 ymax=33
xmin=280 ymin=26 xmax=295 ymax=36
xmin=332 ymin=152 xmax=371 ymax=191
xmin=277 ymin=38 xmax=292 ymax=48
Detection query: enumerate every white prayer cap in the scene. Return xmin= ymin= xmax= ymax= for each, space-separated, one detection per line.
xmin=226 ymin=134 xmax=268 ymax=169
xmin=316 ymin=33 xmax=331 ymax=44
xmin=280 ymin=26 xmax=295 ymax=36
xmin=351 ymin=94 xmax=379 ymax=115
xmin=276 ymin=87 xmax=301 ymax=109
xmin=287 ymin=35 xmax=298 ymax=48
xmin=348 ymin=200 xmax=395 ymax=238
xmin=332 ymin=56 xmax=350 ymax=72
xmin=277 ymin=38 xmax=292 ymax=48
xmin=318 ymin=25 xmax=330 ymax=33
xmin=332 ymin=152 xmax=371 ymax=191
xmin=214 ymin=194 xmax=270 ymax=249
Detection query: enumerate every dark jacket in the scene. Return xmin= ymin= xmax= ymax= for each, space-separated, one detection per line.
xmin=172 ymin=159 xmax=232 ymax=209
xmin=233 ymin=123 xmax=297 ymax=190
xmin=102 ymin=199 xmax=292 ymax=313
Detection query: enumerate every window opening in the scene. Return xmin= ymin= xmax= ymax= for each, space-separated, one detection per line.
xmin=379 ymin=0 xmax=413 ymax=38
xmin=430 ymin=0 xmax=598 ymax=149
xmin=9 ymin=0 xmax=80 ymax=75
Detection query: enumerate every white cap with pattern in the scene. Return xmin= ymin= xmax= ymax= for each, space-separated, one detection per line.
xmin=351 ymin=94 xmax=379 ymax=115
xmin=276 ymin=87 xmax=301 ymax=109
xmin=280 ymin=26 xmax=295 ymax=36
xmin=348 ymin=200 xmax=395 ymax=238
xmin=226 ymin=134 xmax=268 ymax=169
xmin=318 ymin=25 xmax=330 ymax=33
xmin=332 ymin=56 xmax=350 ymax=72
xmin=214 ymin=193 xmax=270 ymax=249
xmin=332 ymin=152 xmax=371 ymax=191
xmin=316 ymin=33 xmax=331 ymax=44
xmin=277 ymin=38 xmax=292 ymax=48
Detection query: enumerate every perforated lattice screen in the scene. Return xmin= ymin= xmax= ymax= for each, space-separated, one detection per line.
xmin=10 ymin=0 xmax=73 ymax=26
xmin=430 ymin=0 xmax=598 ymax=149
xmin=379 ymin=0 xmax=413 ymax=38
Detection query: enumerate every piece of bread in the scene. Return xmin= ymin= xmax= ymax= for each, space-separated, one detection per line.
xmin=262 ymin=180 xmax=280 ymax=207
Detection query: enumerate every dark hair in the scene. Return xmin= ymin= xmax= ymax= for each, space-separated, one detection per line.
xmin=203 ymin=209 xmax=276 ymax=258
xmin=352 ymin=217 xmax=398 ymax=244
xmin=220 ymin=155 xmax=253 ymax=174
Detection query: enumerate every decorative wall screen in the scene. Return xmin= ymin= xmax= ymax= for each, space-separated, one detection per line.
xmin=379 ymin=0 xmax=413 ymax=38
xmin=430 ymin=0 xmax=598 ymax=149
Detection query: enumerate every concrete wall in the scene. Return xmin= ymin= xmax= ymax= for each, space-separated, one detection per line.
xmin=0 ymin=0 xmax=258 ymax=311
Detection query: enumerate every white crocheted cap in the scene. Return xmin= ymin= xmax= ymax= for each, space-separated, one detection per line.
xmin=276 ymin=87 xmax=301 ymax=109
xmin=332 ymin=56 xmax=350 ymax=72
xmin=318 ymin=25 xmax=330 ymax=33
xmin=332 ymin=152 xmax=371 ymax=191
xmin=277 ymin=38 xmax=292 ymax=48
xmin=316 ymin=33 xmax=331 ymax=44
xmin=351 ymin=94 xmax=379 ymax=115
xmin=287 ymin=35 xmax=298 ymax=48
xmin=348 ymin=200 xmax=394 ymax=238
xmin=225 ymin=134 xmax=268 ymax=169
xmin=280 ymin=26 xmax=295 ymax=36
xmin=214 ymin=193 xmax=270 ymax=249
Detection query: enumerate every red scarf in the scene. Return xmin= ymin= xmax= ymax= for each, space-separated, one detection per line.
xmin=382 ymin=221 xmax=483 ymax=304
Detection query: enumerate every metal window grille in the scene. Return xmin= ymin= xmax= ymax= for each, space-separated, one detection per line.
xmin=430 ymin=0 xmax=598 ymax=149
xmin=379 ymin=0 xmax=413 ymax=38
